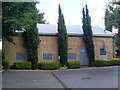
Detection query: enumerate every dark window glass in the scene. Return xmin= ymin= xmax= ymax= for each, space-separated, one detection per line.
xmin=68 ymin=53 xmax=76 ymax=61
xmin=100 ymin=48 xmax=106 ymax=55
xmin=16 ymin=52 xmax=26 ymax=61
xmin=43 ymin=53 xmax=52 ymax=61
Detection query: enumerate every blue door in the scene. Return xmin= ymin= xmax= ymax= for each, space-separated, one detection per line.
xmin=80 ymin=48 xmax=88 ymax=65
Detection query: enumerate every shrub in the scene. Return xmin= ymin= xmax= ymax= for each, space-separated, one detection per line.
xmin=38 ymin=61 xmax=59 ymax=70
xmin=109 ymin=58 xmax=120 ymax=60
xmin=93 ymin=60 xmax=109 ymax=67
xmin=13 ymin=62 xmax=31 ymax=69
xmin=67 ymin=60 xmax=80 ymax=69
xmin=93 ymin=59 xmax=120 ymax=67
xmin=109 ymin=60 xmax=120 ymax=65
xmin=2 ymin=60 xmax=10 ymax=69
xmin=113 ymin=58 xmax=120 ymax=60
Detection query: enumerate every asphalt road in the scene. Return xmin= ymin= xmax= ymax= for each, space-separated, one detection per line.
xmin=2 ymin=71 xmax=63 ymax=88
xmin=53 ymin=67 xmax=119 ymax=88
xmin=2 ymin=66 xmax=119 ymax=90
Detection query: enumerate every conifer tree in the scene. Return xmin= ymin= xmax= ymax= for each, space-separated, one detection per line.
xmin=105 ymin=0 xmax=120 ymax=49
xmin=82 ymin=5 xmax=95 ymax=66
xmin=57 ymin=4 xmax=68 ymax=67
xmin=2 ymin=2 xmax=45 ymax=65
xmin=22 ymin=3 xmax=40 ymax=70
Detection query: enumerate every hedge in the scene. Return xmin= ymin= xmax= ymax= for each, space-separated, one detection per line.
xmin=93 ymin=59 xmax=120 ymax=67
xmin=109 ymin=60 xmax=120 ymax=65
xmin=2 ymin=60 xmax=10 ymax=69
xmin=109 ymin=58 xmax=120 ymax=61
xmin=13 ymin=62 xmax=31 ymax=69
xmin=67 ymin=60 xmax=80 ymax=69
xmin=38 ymin=61 xmax=59 ymax=70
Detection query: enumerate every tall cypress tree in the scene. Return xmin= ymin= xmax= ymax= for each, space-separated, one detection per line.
xmin=23 ymin=3 xmax=40 ymax=70
xmin=57 ymin=4 xmax=68 ymax=67
xmin=82 ymin=5 xmax=95 ymax=66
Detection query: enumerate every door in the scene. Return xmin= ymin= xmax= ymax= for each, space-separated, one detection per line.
xmin=80 ymin=48 xmax=88 ymax=65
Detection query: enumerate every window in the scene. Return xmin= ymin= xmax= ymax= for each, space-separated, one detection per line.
xmin=16 ymin=52 xmax=27 ymax=61
xmin=100 ymin=48 xmax=106 ymax=55
xmin=68 ymin=52 xmax=76 ymax=61
xmin=42 ymin=52 xmax=52 ymax=61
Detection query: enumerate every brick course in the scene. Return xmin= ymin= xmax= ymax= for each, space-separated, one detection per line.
xmin=3 ymin=36 xmax=113 ymax=67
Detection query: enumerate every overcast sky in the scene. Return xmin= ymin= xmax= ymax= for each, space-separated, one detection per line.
xmin=36 ymin=0 xmax=111 ymax=29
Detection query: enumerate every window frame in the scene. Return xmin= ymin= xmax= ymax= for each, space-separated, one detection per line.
xmin=42 ymin=52 xmax=53 ymax=61
xmin=15 ymin=52 xmax=27 ymax=62
xmin=68 ymin=52 xmax=77 ymax=61
xmin=100 ymin=48 xmax=107 ymax=55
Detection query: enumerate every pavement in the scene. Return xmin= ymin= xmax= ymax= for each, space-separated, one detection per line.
xmin=53 ymin=67 xmax=118 ymax=88
xmin=2 ymin=66 xmax=120 ymax=90
xmin=2 ymin=71 xmax=63 ymax=88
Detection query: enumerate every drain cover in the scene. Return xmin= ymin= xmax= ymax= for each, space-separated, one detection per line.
xmin=82 ymin=77 xmax=91 ymax=79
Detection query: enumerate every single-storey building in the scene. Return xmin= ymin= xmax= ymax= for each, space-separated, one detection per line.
xmin=3 ymin=24 xmax=114 ymax=67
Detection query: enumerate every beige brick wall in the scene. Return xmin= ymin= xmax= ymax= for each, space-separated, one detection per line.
xmin=38 ymin=36 xmax=85 ymax=62
xmin=38 ymin=36 xmax=58 ymax=62
xmin=3 ymin=36 xmax=27 ymax=67
xmin=93 ymin=37 xmax=113 ymax=59
xmin=68 ymin=37 xmax=85 ymax=60
xmin=3 ymin=36 xmax=113 ymax=67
